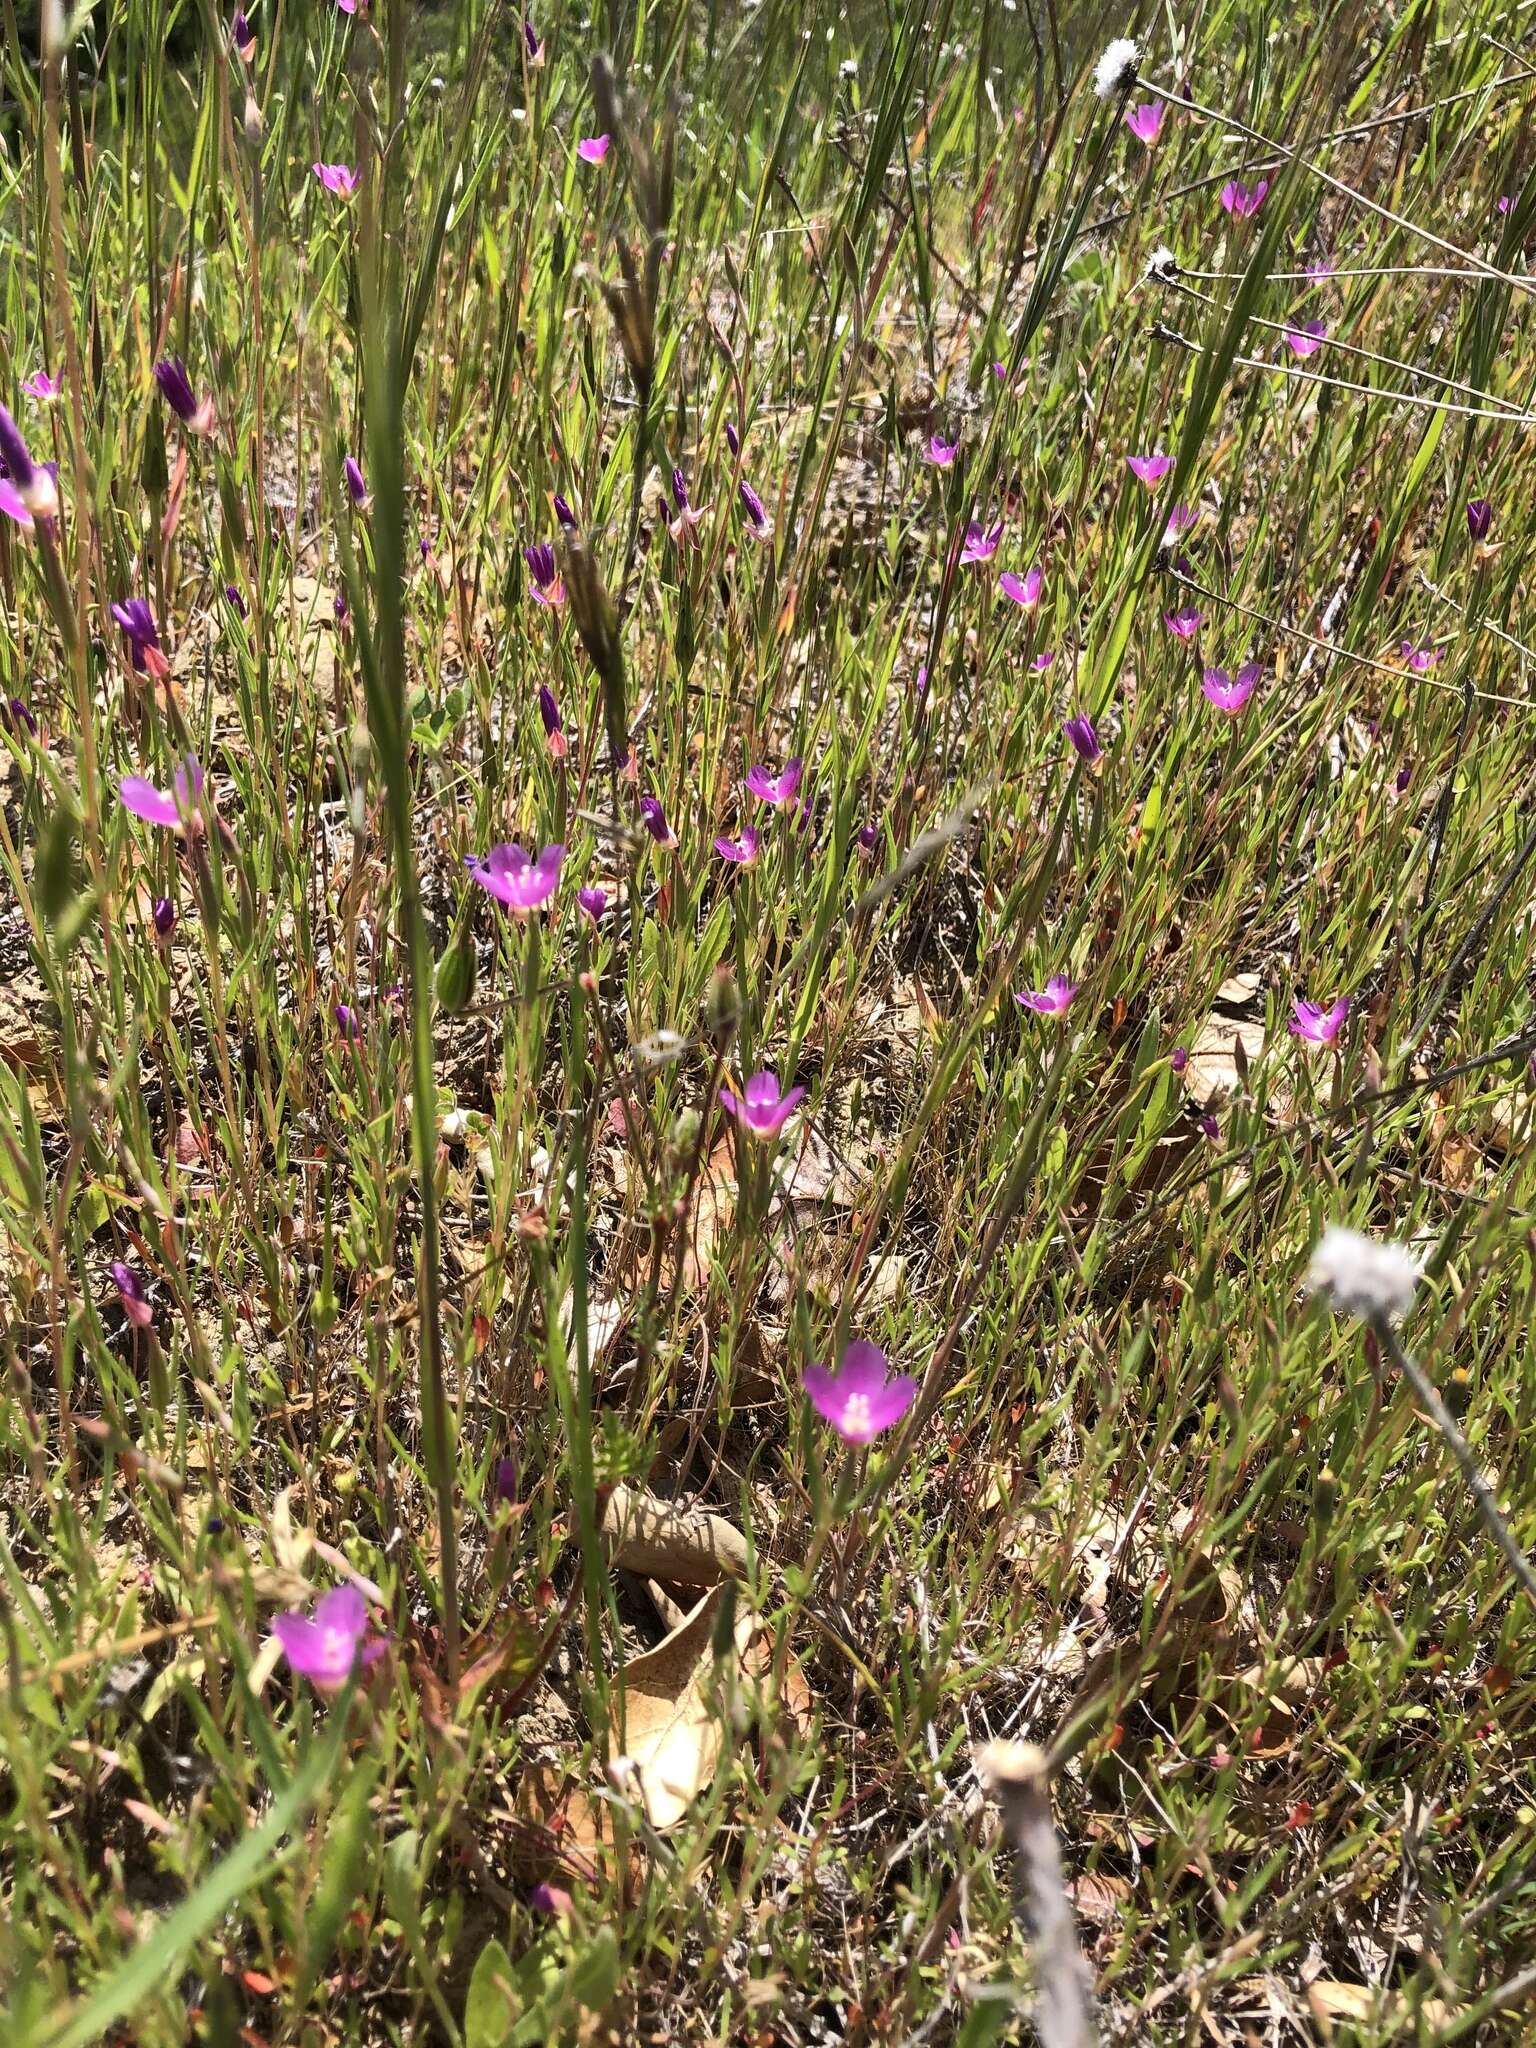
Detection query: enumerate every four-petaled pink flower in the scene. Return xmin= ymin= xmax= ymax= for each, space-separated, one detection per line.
xmin=1164 ymin=607 xmax=1203 ymax=640
xmin=110 ymin=1260 xmax=153 ymax=1329
xmin=1219 ymin=178 xmax=1268 ymax=219
xmin=1016 ymin=975 xmax=1078 ymax=1016
xmin=714 ymin=825 xmax=760 ymax=866
xmin=1161 ymin=505 xmax=1198 ymax=545
xmin=1124 ymin=102 xmax=1164 ymax=145
xmin=720 ymin=1069 xmax=805 ymax=1137
xmin=111 ymin=598 xmax=170 ymax=678
xmin=745 ymin=757 xmax=803 ymax=808
xmin=1283 ymin=320 xmax=1326 ymax=359
xmin=577 ymin=885 xmax=608 ymax=924
xmin=1127 ymin=451 xmax=1173 ymax=488
xmin=1000 ymin=566 xmax=1043 ymax=608
xmin=313 ymin=162 xmax=359 ymax=198
xmin=1290 ymin=995 xmax=1349 ymax=1045
xmin=272 ymin=1585 xmax=387 ymax=1692
xmin=1399 ymin=640 xmax=1439 ymax=671
xmin=803 ymin=1340 xmax=916 ymax=1445
xmin=668 ymin=466 xmax=709 ymax=546
xmin=960 ymin=519 xmax=1002 ymax=565
xmin=577 ymin=134 xmax=611 ymax=162
xmin=1306 ymin=258 xmax=1335 ymax=281
xmin=927 ymin=433 xmax=957 ymax=467
xmin=465 ymin=842 xmax=565 ymax=915
xmin=22 ymin=370 xmax=58 ymax=402
xmin=1201 ymin=661 xmax=1261 ymax=713
xmin=119 ymin=755 xmax=203 ymax=833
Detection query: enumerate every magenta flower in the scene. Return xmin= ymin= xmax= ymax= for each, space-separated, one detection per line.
xmin=313 ymin=162 xmax=359 ymax=198
xmin=999 ymin=566 xmax=1043 ymax=609
xmin=465 ymin=842 xmax=565 ymax=915
xmin=1466 ymin=499 xmax=1492 ymax=541
xmin=1164 ymin=607 xmax=1203 ymax=640
xmin=343 ymin=455 xmax=369 ymax=507
xmin=668 ymin=466 xmax=708 ymax=546
xmin=639 ymin=796 xmax=676 ymax=848
xmin=232 ymin=9 xmax=256 ymax=58
xmin=577 ymin=134 xmax=611 ymax=162
xmin=111 ymin=598 xmax=169 ymax=679
xmin=745 ymin=757 xmax=803 ymax=809
xmin=525 ymin=541 xmax=565 ymax=607
xmin=576 ymin=885 xmax=607 ymax=924
xmin=1063 ymin=715 xmax=1103 ymax=765
xmin=272 ymin=1585 xmax=386 ymax=1692
xmin=0 ymin=404 xmax=59 ymax=520
xmin=1161 ymin=505 xmax=1198 ymax=546
xmin=110 ymin=1260 xmax=153 ymax=1329
xmin=720 ymin=1069 xmax=805 ymax=1138
xmin=1032 ymin=651 xmax=1055 ymax=671
xmin=1290 ymin=994 xmax=1349 ymax=1045
xmin=119 ymin=755 xmax=203 ymax=832
xmin=1306 ymin=257 xmax=1335 ymax=281
xmin=739 ymin=478 xmax=771 ymax=540
xmin=803 ymin=1340 xmax=916 ymax=1445
xmin=1399 ymin=640 xmax=1440 ymax=672
xmin=153 ymin=358 xmax=217 ymax=436
xmin=1283 ymin=320 xmax=1326 ymax=359
xmin=1201 ymin=661 xmax=1261 ymax=713
xmin=927 ymin=433 xmax=958 ymax=467
xmin=1016 ymin=975 xmax=1078 ymax=1016
xmin=714 ymin=825 xmax=760 ymax=866
xmin=530 ymin=1881 xmax=573 ymax=1916
xmin=336 ymin=0 xmax=365 ymax=13
xmin=960 ymin=519 xmax=1003 ymax=566
xmin=538 ymin=685 xmax=568 ymax=760
xmin=1124 ymin=102 xmax=1164 ymax=145
xmin=1127 ymin=451 xmax=1173 ymax=488
xmin=1219 ymin=178 xmax=1268 ymax=219
xmin=22 ymin=369 xmax=58 ymax=402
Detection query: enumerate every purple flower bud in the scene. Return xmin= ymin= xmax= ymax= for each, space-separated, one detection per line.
xmin=153 ymin=358 xmax=216 ymax=436
xmin=739 ymin=478 xmax=769 ymax=537
xmin=224 ymin=583 xmax=247 ymax=619
xmin=1466 ymin=498 xmax=1492 ymax=541
xmin=0 ymin=404 xmax=58 ymax=518
xmin=1198 ymin=1112 xmax=1220 ymax=1140
xmin=856 ymin=821 xmax=879 ymax=853
xmin=335 ymin=1003 xmax=362 ymax=1039
xmin=1171 ymin=1045 xmax=1188 ymax=1074
xmin=538 ymin=684 xmax=568 ymax=757
xmin=2 ymin=697 xmax=38 ymax=736
xmin=553 ymin=492 xmax=577 ymax=530
xmin=725 ymin=421 xmax=740 ymax=457
xmin=671 ymin=466 xmax=690 ymax=514
xmin=1063 ymin=715 xmax=1103 ymax=765
xmin=523 ymin=15 xmax=542 ymax=60
xmin=639 ymin=796 xmax=676 ymax=847
xmin=152 ymin=896 xmax=178 ymax=937
xmin=334 ymin=591 xmax=350 ymax=626
xmin=576 ymin=885 xmax=608 ymax=924
xmin=232 ymin=9 xmax=254 ymax=55
xmin=343 ymin=455 xmax=368 ymax=506
xmin=110 ymin=1260 xmax=153 ymax=1329
xmin=493 ymin=1455 xmax=519 ymax=1504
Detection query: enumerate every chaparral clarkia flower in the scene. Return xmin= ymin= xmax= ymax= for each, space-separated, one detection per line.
xmin=1063 ymin=715 xmax=1103 ymax=765
xmin=335 ymin=1003 xmax=362 ymax=1040
xmin=523 ymin=15 xmax=544 ymax=63
xmin=313 ymin=161 xmax=359 ymax=198
xmin=1092 ymin=37 xmax=1140 ymax=97
xmin=1466 ymin=498 xmax=1492 ymax=541
xmin=3 ymin=697 xmax=39 ymax=735
xmin=720 ymin=1069 xmax=806 ymax=1138
xmin=927 ymin=433 xmax=958 ymax=467
xmin=960 ymin=519 xmax=1003 ymax=565
xmin=232 ymin=9 xmax=255 ymax=58
xmin=1283 ymin=320 xmax=1327 ymax=359
xmin=466 ymin=842 xmax=564 ymax=915
xmin=152 ymin=896 xmax=177 ymax=937
xmin=739 ymin=478 xmax=770 ymax=539
xmin=153 ymin=357 xmax=217 ymax=436
xmin=1164 ymin=607 xmax=1203 ymax=640
xmin=745 ymin=756 xmax=803 ymax=808
xmin=577 ymin=134 xmax=611 ymax=162
xmin=343 ymin=455 xmax=369 ymax=507
xmin=110 ymin=1260 xmax=153 ymax=1329
xmin=111 ymin=598 xmax=169 ymax=678
xmin=1290 ymin=994 xmax=1349 ymax=1045
xmin=1393 ymin=761 xmax=1412 ymax=798
xmin=668 ymin=466 xmax=708 ymax=545
xmin=1124 ymin=102 xmax=1164 ymax=145
xmin=856 ymin=821 xmax=880 ymax=854
xmin=1219 ymin=178 xmax=1268 ymax=219
xmin=639 ymin=796 xmax=676 ymax=847
xmin=537 ymin=685 xmax=569 ymax=759
xmin=1032 ymin=650 xmax=1055 ymax=671
xmin=272 ymin=1585 xmax=386 ymax=1692
xmin=1016 ymin=974 xmax=1079 ymax=1016
xmin=1161 ymin=504 xmax=1198 ymax=545
xmin=493 ymin=1456 xmax=519 ymax=1505
xmin=576 ymin=885 xmax=608 ymax=924
xmin=1399 ymin=640 xmax=1440 ymax=671
xmin=0 ymin=404 xmax=59 ymax=520
xmin=1306 ymin=257 xmax=1335 ymax=282
xmin=119 ymin=755 xmax=203 ymax=833
xmin=22 ymin=369 xmax=58 ymax=402
xmin=1201 ymin=660 xmax=1261 ymax=713
xmin=525 ymin=541 xmax=565 ymax=607
xmin=530 ymin=1881 xmax=573 ymax=1916
xmin=714 ymin=825 xmax=760 ymax=865
xmin=803 ymin=1339 xmax=916 ymax=1444
xmin=1000 ymin=565 xmax=1043 ymax=608
xmin=1171 ymin=1045 xmax=1189 ymax=1074
xmin=336 ymin=0 xmax=366 ymax=14
xmin=1127 ymin=451 xmax=1173 ymax=488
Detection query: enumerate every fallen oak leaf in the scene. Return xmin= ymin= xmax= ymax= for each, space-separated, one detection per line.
xmin=601 ymin=1483 xmax=750 ymax=1586
xmin=611 ymin=1584 xmax=746 ymax=1831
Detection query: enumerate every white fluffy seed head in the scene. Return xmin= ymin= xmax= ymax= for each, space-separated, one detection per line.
xmin=1093 ymin=38 xmax=1141 ymax=98
xmin=1307 ymin=1226 xmax=1421 ymax=1321
xmin=1146 ymin=244 xmax=1179 ymax=282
